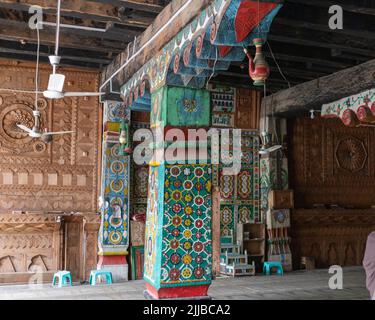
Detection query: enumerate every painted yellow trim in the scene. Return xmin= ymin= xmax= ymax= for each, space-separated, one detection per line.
xmin=150 ymin=123 xmax=161 ymax=129
xmin=98 ymin=251 xmax=128 ymax=256
xmin=149 ymin=161 xmax=161 ymax=167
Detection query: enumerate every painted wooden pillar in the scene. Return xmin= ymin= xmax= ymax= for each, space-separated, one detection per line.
xmin=144 ymin=86 xmax=213 ymax=299
xmin=97 ymin=101 xmax=131 ymax=281
xmin=260 ymin=118 xmax=293 ymax=271
xmin=211 ymin=185 xmax=221 ymax=278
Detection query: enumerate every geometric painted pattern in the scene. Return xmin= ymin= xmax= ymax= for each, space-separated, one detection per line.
xmin=101 ymin=144 xmax=130 ymax=247
xmin=134 ymin=166 xmax=149 ymax=200
xmin=218 ymin=131 xmax=260 ymax=238
xmin=219 ymin=171 xmax=235 ymax=200
xmin=220 ymin=204 xmax=235 ymax=237
xmin=161 ymin=164 xmax=212 ymax=287
xmin=99 ymin=100 xmax=131 ymax=253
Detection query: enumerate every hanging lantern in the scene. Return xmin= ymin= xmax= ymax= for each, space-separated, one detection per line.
xmin=244 ymin=38 xmax=270 ymax=86
xmin=118 ymin=119 xmax=132 ymax=156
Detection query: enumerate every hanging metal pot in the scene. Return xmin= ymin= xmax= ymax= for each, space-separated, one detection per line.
xmin=244 ymin=38 xmax=270 ymax=86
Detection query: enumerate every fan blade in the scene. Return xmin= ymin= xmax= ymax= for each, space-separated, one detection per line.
xmin=43 ymin=131 xmax=75 ymax=136
xmin=47 ymin=73 xmax=65 ymax=92
xmin=64 ymin=92 xmax=105 ymax=97
xmin=16 ymin=124 xmax=33 ymax=133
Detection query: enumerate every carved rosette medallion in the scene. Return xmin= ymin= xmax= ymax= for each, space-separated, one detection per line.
xmin=0 ymin=98 xmax=47 ymax=155
xmin=335 ymin=136 xmax=367 ymax=173
xmin=2 ymin=107 xmax=33 ymax=140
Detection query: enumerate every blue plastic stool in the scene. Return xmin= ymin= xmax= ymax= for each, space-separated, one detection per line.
xmin=52 ymin=271 xmax=72 ymax=287
xmin=263 ymin=261 xmax=284 ymax=276
xmin=89 ymin=270 xmax=113 ymax=285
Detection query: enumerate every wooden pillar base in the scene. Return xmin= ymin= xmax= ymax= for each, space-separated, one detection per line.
xmin=97 ymin=255 xmax=128 ymax=282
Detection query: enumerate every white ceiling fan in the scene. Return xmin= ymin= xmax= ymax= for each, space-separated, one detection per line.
xmin=43 ymin=0 xmax=104 ymax=99
xmin=14 ymin=1 xmax=76 ymax=140
xmin=16 ymin=110 xmax=74 ymax=141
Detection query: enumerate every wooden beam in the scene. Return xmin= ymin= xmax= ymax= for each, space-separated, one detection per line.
xmin=0 ymin=0 xmax=153 ymax=28
xmin=261 ymin=59 xmax=375 ymax=117
xmin=274 ymin=17 xmax=375 ymax=41
xmin=0 ymin=42 xmax=111 ymax=65
xmin=0 ymin=0 xmax=118 ymax=21
xmin=268 ymin=33 xmax=375 ymax=58
xmin=91 ymin=0 xmax=165 ymax=14
xmin=102 ymin=0 xmax=213 ymax=87
xmin=0 ymin=18 xmax=125 ymax=53
xmin=0 ymin=53 xmax=100 ymax=70
xmin=285 ymin=0 xmax=375 ymax=16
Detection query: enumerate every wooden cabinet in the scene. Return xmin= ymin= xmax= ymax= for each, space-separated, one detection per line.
xmin=237 ymin=223 xmax=265 ymax=272
xmin=269 ymin=190 xmax=294 ymax=209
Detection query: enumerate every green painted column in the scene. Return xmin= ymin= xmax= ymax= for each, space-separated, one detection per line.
xmin=143 ymin=86 xmax=213 ymax=299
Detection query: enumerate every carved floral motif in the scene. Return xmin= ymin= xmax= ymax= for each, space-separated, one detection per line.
xmin=335 ymin=136 xmax=367 ymax=172
xmin=2 ymin=108 xmax=34 ymax=139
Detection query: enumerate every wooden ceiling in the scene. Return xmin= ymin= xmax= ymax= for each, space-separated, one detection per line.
xmin=215 ymin=0 xmax=375 ymax=93
xmin=0 ymin=0 xmax=373 ymax=94
xmin=0 ymin=0 xmax=171 ymax=68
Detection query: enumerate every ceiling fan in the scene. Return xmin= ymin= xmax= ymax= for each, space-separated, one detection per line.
xmin=16 ymin=110 xmax=74 ymax=142
xmin=0 ymin=0 xmax=104 ymax=100
xmin=43 ymin=0 xmax=104 ymax=99
xmin=14 ymin=0 xmax=78 ymax=140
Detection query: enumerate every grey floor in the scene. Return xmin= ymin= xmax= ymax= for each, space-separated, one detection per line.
xmin=0 ymin=267 xmax=369 ymax=300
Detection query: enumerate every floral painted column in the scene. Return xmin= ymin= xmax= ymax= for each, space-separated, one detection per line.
xmin=143 ymin=86 xmax=213 ymax=299
xmin=97 ymin=101 xmax=131 ymax=281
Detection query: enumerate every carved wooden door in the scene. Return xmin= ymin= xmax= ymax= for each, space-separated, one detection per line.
xmin=64 ymin=217 xmax=84 ymax=282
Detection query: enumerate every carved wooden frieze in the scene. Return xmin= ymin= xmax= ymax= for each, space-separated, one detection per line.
xmin=0 ymin=213 xmax=62 ymax=274
xmin=0 ymin=61 xmax=100 ymax=213
xmin=0 ymin=213 xmax=100 ymax=282
xmin=291 ymin=209 xmax=375 ymax=269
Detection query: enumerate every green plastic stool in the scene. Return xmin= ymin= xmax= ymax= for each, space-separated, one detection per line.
xmin=52 ymin=271 xmax=72 ymax=287
xmin=263 ymin=261 xmax=284 ymax=276
xmin=89 ymin=270 xmax=113 ymax=285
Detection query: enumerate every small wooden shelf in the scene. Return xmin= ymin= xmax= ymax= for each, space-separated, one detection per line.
xmin=237 ymin=223 xmax=266 ymax=273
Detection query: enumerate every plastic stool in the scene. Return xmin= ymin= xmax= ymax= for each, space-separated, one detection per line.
xmin=263 ymin=261 xmax=284 ymax=276
xmin=52 ymin=271 xmax=72 ymax=287
xmin=89 ymin=270 xmax=113 ymax=285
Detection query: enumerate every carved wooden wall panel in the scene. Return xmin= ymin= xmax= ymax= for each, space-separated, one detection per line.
xmin=0 ymin=60 xmax=101 ymax=283
xmin=235 ymin=88 xmax=261 ymax=130
xmin=0 ymin=214 xmax=62 ymax=275
xmin=83 ymin=215 xmax=100 ymax=280
xmin=0 ymin=60 xmax=101 ymax=213
xmin=288 ymin=117 xmax=375 ymax=208
xmin=0 ymin=213 xmax=100 ymax=283
xmin=291 ymin=209 xmax=375 ymax=268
